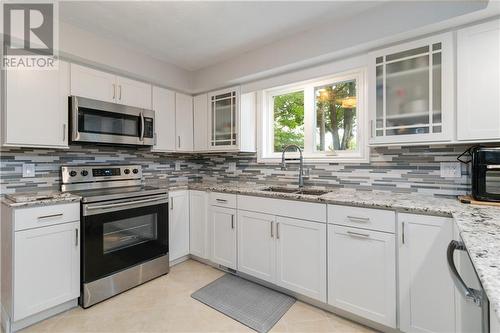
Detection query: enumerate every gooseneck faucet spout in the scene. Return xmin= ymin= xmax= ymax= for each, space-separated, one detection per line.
xmin=281 ymin=144 xmax=305 ymax=188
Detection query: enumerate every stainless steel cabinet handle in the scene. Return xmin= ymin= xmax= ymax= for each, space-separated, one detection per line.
xmin=170 ymin=197 xmax=174 ymax=210
xmin=37 ymin=213 xmax=63 ymax=220
xmin=178 ymin=136 xmax=181 ymax=148
xmin=154 ymin=133 xmax=157 ymax=145
xmin=216 ymin=199 xmax=228 ymax=203
xmin=119 ymin=85 xmax=122 ymax=100
xmin=276 ymin=222 xmax=280 ymax=239
xmin=75 ymin=228 xmax=79 ymax=246
xmin=112 ymin=84 xmax=116 ymax=100
xmin=347 ymin=230 xmax=370 ymax=238
xmin=370 ymin=120 xmax=374 ymax=138
xmin=271 ymin=221 xmax=274 ymax=238
xmin=62 ymin=124 xmax=66 ymax=142
xmin=231 ymin=215 xmax=234 ymax=229
xmin=347 ymin=216 xmax=370 ymax=223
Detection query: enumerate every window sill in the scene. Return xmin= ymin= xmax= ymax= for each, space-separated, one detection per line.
xmin=257 ymin=154 xmax=370 ymax=164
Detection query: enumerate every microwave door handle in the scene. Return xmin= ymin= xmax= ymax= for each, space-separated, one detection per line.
xmin=72 ymin=97 xmax=80 ymax=141
xmin=447 ymin=240 xmax=483 ymax=306
xmin=139 ymin=112 xmax=145 ymax=141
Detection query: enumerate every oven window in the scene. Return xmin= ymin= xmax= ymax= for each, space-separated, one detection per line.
xmin=486 ymin=170 xmax=500 ymax=194
xmin=78 ymin=108 xmax=139 ymax=137
xmin=103 ymin=213 xmax=157 ymax=254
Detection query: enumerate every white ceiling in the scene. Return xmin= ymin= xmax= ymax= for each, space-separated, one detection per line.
xmin=59 ymin=1 xmax=382 ymax=71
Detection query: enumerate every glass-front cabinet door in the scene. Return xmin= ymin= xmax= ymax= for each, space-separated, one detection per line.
xmin=208 ymin=87 xmax=239 ymax=150
xmin=369 ymin=33 xmax=453 ymax=144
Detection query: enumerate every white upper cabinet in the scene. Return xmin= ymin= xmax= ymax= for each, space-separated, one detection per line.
xmin=207 ymin=87 xmax=256 ymax=152
xmin=115 ymin=76 xmax=152 ymax=109
xmin=70 ymin=64 xmax=151 ymax=109
xmin=369 ymin=33 xmax=454 ymax=145
xmin=398 ymin=213 xmax=456 ymax=333
xmin=193 ymin=94 xmax=209 ymax=151
xmin=457 ymin=19 xmax=500 ymax=142
xmin=3 ymin=60 xmax=70 ymax=148
xmin=175 ymin=92 xmax=194 ymax=152
xmin=152 ymin=86 xmax=176 ymax=152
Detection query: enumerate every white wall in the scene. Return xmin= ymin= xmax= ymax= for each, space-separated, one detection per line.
xmin=193 ymin=1 xmax=496 ymax=93
xmin=59 ymin=22 xmax=193 ymax=93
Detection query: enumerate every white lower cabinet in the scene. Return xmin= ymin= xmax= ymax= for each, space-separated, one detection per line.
xmin=169 ymin=190 xmax=190 ymax=262
xmin=398 ymin=213 xmax=456 ymax=333
xmin=210 ymin=205 xmax=237 ymax=269
xmin=328 ymin=225 xmax=396 ymax=327
xmin=14 ymin=222 xmax=80 ymax=321
xmin=189 ymin=190 xmax=209 ymax=259
xmin=275 ymin=216 xmax=327 ymax=302
xmin=1 ymin=202 xmax=80 ymax=333
xmin=237 ymin=211 xmax=275 ymax=283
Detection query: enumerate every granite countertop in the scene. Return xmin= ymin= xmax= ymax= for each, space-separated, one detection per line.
xmin=1 ymin=191 xmax=82 ymax=208
xmin=186 ymin=182 xmax=500 ymax=320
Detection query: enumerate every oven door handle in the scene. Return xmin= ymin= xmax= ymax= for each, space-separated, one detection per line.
xmin=86 ymin=196 xmax=166 ymax=211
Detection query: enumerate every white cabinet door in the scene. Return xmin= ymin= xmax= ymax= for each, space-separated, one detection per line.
xmin=152 ymin=86 xmax=176 ymax=152
xmin=208 ymin=87 xmax=239 ymax=150
xmin=237 ymin=211 xmax=275 ymax=283
xmin=4 ymin=61 xmax=69 ymax=148
xmin=399 ymin=213 xmax=455 ymax=333
xmin=175 ymin=93 xmax=194 ymax=152
xmin=328 ymin=225 xmax=396 ymax=327
xmin=457 ymin=19 xmax=500 ymax=141
xmin=491 ymin=308 xmax=500 ymax=333
xmin=189 ymin=190 xmax=208 ymax=259
xmin=210 ymin=206 xmax=237 ymax=269
xmin=70 ymin=64 xmax=115 ymax=103
xmin=14 ymin=221 xmax=79 ymax=321
xmin=169 ymin=191 xmax=190 ymax=262
xmin=275 ymin=217 xmax=326 ymax=302
xmin=116 ymin=76 xmax=152 ymax=109
xmin=369 ymin=33 xmax=453 ymax=145
xmin=193 ymin=94 xmax=208 ymax=151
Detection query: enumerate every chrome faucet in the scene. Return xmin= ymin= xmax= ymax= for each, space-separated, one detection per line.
xmin=281 ymin=144 xmax=306 ymax=188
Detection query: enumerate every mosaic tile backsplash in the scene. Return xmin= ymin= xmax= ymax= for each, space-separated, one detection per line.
xmin=1 ymin=144 xmax=472 ymax=196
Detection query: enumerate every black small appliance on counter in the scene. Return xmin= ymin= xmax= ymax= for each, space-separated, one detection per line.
xmin=469 ymin=146 xmax=500 ymax=202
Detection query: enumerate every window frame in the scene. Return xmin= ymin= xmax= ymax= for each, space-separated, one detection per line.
xmin=258 ymin=68 xmax=369 ymax=163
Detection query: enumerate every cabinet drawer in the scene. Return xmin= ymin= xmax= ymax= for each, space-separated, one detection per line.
xmin=14 ymin=202 xmax=80 ymax=231
xmin=328 ymin=205 xmax=395 ymax=233
xmin=209 ymin=192 xmax=237 ymax=208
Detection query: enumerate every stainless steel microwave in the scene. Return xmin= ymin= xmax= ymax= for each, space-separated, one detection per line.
xmin=70 ymin=96 xmax=155 ymax=146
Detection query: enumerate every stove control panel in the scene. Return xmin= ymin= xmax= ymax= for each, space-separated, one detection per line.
xmin=61 ymin=165 xmax=143 ymax=184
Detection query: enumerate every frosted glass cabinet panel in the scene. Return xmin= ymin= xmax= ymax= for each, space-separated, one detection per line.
xmin=208 ymin=87 xmax=239 ymax=150
xmin=369 ymin=33 xmax=453 ymax=144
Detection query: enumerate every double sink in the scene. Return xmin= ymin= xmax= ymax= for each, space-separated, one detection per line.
xmin=261 ymin=186 xmax=331 ymax=196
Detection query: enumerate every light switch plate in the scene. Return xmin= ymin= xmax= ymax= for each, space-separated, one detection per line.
xmin=440 ymin=162 xmax=462 ymax=178
xmin=22 ymin=164 xmax=35 ymax=178
xmin=228 ymin=162 xmax=236 ymax=172
xmin=175 ymin=161 xmax=181 ymax=171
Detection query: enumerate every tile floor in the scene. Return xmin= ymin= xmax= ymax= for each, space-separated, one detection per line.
xmin=22 ymin=260 xmax=376 ymax=333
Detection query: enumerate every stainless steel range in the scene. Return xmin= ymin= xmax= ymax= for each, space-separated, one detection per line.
xmin=61 ymin=165 xmax=169 ymax=308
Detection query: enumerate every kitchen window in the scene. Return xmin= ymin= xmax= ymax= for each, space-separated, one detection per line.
xmin=259 ymin=69 xmax=368 ymax=162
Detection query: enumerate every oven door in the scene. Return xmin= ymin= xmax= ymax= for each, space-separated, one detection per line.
xmin=82 ymin=195 xmax=168 ymax=283
xmin=70 ymin=96 xmax=154 ymax=146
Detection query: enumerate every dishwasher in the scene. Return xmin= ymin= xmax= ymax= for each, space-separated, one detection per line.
xmin=448 ymin=240 xmax=490 ymax=333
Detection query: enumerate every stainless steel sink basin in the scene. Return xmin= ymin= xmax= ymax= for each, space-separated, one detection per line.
xmin=261 ymin=187 xmax=299 ymax=194
xmin=295 ymin=189 xmax=331 ymax=196
xmin=261 ymin=187 xmax=330 ymax=196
